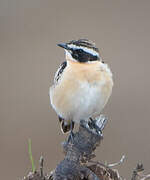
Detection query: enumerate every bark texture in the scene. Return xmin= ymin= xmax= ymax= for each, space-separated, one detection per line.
xmin=22 ymin=116 xmax=149 ymax=180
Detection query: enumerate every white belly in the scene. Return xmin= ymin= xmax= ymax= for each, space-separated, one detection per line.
xmin=67 ymin=82 xmax=109 ymax=123
xmin=50 ymin=80 xmax=112 ymax=124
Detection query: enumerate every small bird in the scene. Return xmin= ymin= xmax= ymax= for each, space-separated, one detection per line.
xmin=49 ymin=39 xmax=113 ymax=135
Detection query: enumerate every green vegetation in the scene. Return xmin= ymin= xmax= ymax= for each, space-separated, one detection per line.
xmin=28 ymin=139 xmax=36 ymax=172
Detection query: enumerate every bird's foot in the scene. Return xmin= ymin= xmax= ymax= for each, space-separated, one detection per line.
xmin=88 ymin=118 xmax=102 ymax=135
xmin=67 ymin=130 xmax=75 ymax=144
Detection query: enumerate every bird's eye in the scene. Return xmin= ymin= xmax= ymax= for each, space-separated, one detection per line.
xmin=78 ymin=49 xmax=82 ymax=53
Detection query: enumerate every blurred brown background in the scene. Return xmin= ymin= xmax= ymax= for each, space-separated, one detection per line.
xmin=0 ymin=0 xmax=150 ymax=179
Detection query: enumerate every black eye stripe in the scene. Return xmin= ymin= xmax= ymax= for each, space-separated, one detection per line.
xmin=75 ymin=49 xmax=83 ymax=53
xmin=71 ymin=49 xmax=99 ymax=62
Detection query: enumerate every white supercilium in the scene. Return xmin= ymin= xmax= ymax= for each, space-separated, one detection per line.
xmin=67 ymin=44 xmax=99 ymax=57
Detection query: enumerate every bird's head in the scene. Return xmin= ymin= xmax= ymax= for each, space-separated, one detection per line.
xmin=57 ymin=39 xmax=100 ymax=63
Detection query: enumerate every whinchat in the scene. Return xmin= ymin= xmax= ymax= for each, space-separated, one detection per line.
xmin=49 ymin=39 xmax=113 ymax=135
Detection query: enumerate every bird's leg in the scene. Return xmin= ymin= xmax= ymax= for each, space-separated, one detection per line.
xmin=67 ymin=121 xmax=75 ymax=143
xmin=88 ymin=118 xmax=95 ymax=129
xmin=88 ymin=117 xmax=102 ymax=135
xmin=70 ymin=121 xmax=74 ymax=139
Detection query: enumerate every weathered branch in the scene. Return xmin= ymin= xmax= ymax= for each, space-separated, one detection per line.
xmin=51 ymin=115 xmax=107 ymax=180
xmin=131 ymin=163 xmax=150 ymax=180
xmin=22 ymin=116 xmax=149 ymax=180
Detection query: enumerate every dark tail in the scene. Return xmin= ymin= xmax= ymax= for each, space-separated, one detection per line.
xmin=58 ymin=116 xmax=74 ymax=133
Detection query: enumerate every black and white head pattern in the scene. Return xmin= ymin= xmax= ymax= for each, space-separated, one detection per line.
xmin=66 ymin=39 xmax=100 ymax=63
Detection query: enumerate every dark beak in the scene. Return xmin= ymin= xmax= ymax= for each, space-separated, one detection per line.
xmin=57 ymin=43 xmax=70 ymax=50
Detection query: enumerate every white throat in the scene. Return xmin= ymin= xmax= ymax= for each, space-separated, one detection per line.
xmin=65 ymin=50 xmax=76 ymax=62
